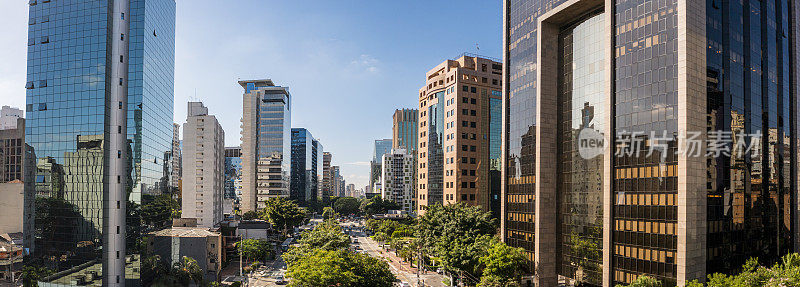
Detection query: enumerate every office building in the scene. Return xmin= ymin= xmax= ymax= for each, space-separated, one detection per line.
xmin=0 ymin=107 xmax=26 ymax=234
xmin=24 ymin=0 xmax=175 ymax=285
xmin=322 ymin=152 xmax=332 ymax=201
xmin=369 ymin=139 xmax=392 ymax=190
xmin=290 ymin=128 xmax=323 ymax=206
xmin=346 ymin=183 xmax=356 ymax=197
xmin=381 ymin=149 xmax=414 ymax=214
xmin=224 ymin=147 xmax=242 ymax=201
xmin=416 ymin=55 xmax=502 ymax=216
xmin=170 ymin=123 xmax=181 ymax=194
xmin=502 ymin=0 xmax=799 ymax=286
xmin=181 ymin=102 xmax=224 ymax=228
xmin=330 ymin=165 xmax=343 ymax=197
xmin=392 ymin=109 xmax=419 ymax=155
xmin=240 ymin=79 xmax=291 ymax=212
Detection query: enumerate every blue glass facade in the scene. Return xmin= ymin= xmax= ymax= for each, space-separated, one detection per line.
xmin=224 ymin=147 xmax=242 ymax=200
xmin=290 ymin=128 xmax=321 ymax=206
xmin=24 ymin=0 xmax=175 ymax=285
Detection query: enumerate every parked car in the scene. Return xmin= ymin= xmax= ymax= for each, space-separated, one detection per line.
xmin=399 ymin=282 xmax=411 ymax=287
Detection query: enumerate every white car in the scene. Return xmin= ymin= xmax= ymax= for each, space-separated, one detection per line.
xmin=399 ymin=282 xmax=411 ymax=287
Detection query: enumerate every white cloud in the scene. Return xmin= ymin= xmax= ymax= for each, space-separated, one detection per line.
xmin=348 ymin=54 xmax=380 ymax=74
xmin=343 ymin=161 xmax=371 ymax=166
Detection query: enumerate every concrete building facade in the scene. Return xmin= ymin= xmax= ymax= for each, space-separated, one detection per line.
xmin=381 ymin=149 xmax=414 ymax=214
xmin=240 ymin=79 xmax=291 ymax=212
xmin=147 ymin=227 xmax=223 ymax=282
xmin=502 ymin=0 xmax=800 ymax=286
xmin=321 ymin=152 xmax=332 ymax=202
xmin=182 ymin=102 xmax=225 ymax=228
xmin=416 ymin=55 xmax=503 ymax=216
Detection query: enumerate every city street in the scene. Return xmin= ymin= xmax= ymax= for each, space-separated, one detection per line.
xmin=341 ymin=221 xmax=447 ymax=287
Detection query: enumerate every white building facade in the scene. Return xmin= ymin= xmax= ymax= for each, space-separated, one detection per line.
xmin=182 ymin=102 xmax=225 ymax=228
xmin=381 ymin=149 xmax=414 ymax=214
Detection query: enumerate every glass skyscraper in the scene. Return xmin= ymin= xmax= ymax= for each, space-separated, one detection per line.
xmin=24 ymin=0 xmax=175 ymax=285
xmin=224 ymin=147 xmax=242 ymax=200
xmin=369 ymin=139 xmax=392 ymax=191
xmin=290 ymin=128 xmax=322 ymax=206
xmin=240 ymin=79 xmax=292 ymax=212
xmin=503 ymin=0 xmax=798 ymax=286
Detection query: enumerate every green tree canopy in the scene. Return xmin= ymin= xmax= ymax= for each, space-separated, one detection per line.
xmin=615 ymin=276 xmax=662 ymax=287
xmin=416 ymin=203 xmax=497 ymax=277
xmin=322 ymin=206 xmax=337 ymax=220
xmin=282 ymin=219 xmax=350 ymax=265
xmin=141 ymin=194 xmax=179 ymax=228
xmin=478 ymin=237 xmax=527 ymax=284
xmin=241 ymin=210 xmax=259 ymax=220
xmin=260 ymin=197 xmax=306 ymax=235
xmin=238 ymin=238 xmax=272 ymax=263
xmin=286 ymin=249 xmax=396 ymax=287
xmin=334 ymin=196 xmax=361 ymax=215
xmin=360 ymin=197 xmax=401 ymax=215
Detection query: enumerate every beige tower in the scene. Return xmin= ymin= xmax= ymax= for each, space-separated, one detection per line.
xmin=240 ymin=79 xmax=292 ymax=213
xmin=182 ymin=102 xmax=225 ymax=228
xmin=416 ymin=55 xmax=503 ymax=215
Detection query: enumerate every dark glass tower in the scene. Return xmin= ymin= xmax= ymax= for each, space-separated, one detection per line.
xmin=503 ymin=0 xmax=797 ymax=286
xmin=24 ymin=0 xmax=175 ymax=285
xmin=290 ymin=128 xmax=322 ymax=206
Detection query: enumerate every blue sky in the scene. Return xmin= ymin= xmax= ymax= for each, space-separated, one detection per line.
xmin=0 ymin=0 xmax=502 ymax=189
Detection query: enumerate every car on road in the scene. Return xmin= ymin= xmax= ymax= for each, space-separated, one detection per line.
xmin=353 ymin=238 xmax=358 ymax=243
xmin=399 ymin=282 xmax=411 ymax=287
xmin=275 ymin=274 xmax=287 ymax=285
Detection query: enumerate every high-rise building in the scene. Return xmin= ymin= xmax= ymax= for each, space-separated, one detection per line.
xmin=331 ymin=165 xmax=342 ymax=197
xmin=322 ymin=152 xmax=332 ymax=201
xmin=170 ymin=123 xmax=181 ymax=193
xmin=24 ymin=0 xmax=176 ymax=285
xmin=0 ymin=107 xmax=26 ymax=183
xmin=369 ymin=139 xmax=392 ymax=190
xmin=502 ymin=1 xmax=799 ymax=286
xmin=240 ymin=79 xmax=291 ymax=212
xmin=0 ymin=106 xmax=27 ymax=234
xmin=392 ymin=109 xmax=419 ymax=155
xmin=345 ymin=183 xmax=356 ymax=197
xmin=381 ymin=149 xmax=414 ymax=214
xmin=224 ymin=147 xmax=242 ymax=200
xmin=290 ymin=128 xmax=323 ymax=206
xmin=416 ymin=55 xmax=503 ymax=216
xmin=181 ymin=102 xmax=224 ymax=228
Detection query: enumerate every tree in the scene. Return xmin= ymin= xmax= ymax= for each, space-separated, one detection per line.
xmin=416 ymin=203 xmax=497 ymax=278
xmin=21 ymin=265 xmax=53 ymax=287
xmin=171 ymin=256 xmax=205 ymax=286
xmin=322 ymin=206 xmax=337 ymax=220
xmin=360 ymin=197 xmax=400 ymax=215
xmin=615 ymin=276 xmax=661 ymax=287
xmin=478 ymin=237 xmax=527 ymax=285
xmin=286 ymin=249 xmax=396 ymax=287
xmin=238 ymin=239 xmax=272 ymax=264
xmin=241 ymin=210 xmax=259 ymax=220
xmin=334 ymin=196 xmax=361 ymax=215
xmin=282 ymin=220 xmax=350 ymax=265
xmin=260 ymin=198 xmax=306 ymax=236
xmin=141 ymin=194 xmax=179 ymax=228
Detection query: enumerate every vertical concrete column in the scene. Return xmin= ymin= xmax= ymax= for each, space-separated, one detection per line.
xmin=602 ymin=0 xmax=615 ymax=285
xmin=676 ymin=0 xmax=707 ymax=285
xmin=535 ymin=18 xmax=560 ymax=287
xmin=106 ymin=0 xmax=130 ymax=285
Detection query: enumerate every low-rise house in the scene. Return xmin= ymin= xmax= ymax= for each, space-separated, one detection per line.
xmin=0 ymin=232 xmax=24 ymax=283
xmin=147 ymin=227 xmax=223 ymax=282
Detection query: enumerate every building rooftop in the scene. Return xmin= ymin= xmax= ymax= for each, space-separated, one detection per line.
xmin=150 ymin=227 xmax=220 ymax=238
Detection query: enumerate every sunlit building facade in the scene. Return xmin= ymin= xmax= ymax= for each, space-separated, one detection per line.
xmin=240 ymin=79 xmax=291 ymax=212
xmin=502 ymin=0 xmax=799 ymax=286
xmin=417 ymin=55 xmax=503 ymax=216
xmin=24 ymin=0 xmax=176 ymax=285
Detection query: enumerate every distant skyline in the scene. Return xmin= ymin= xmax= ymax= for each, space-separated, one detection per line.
xmin=0 ymin=0 xmax=502 ymax=188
